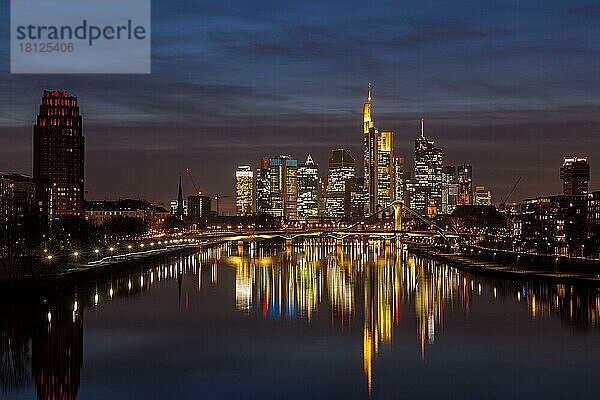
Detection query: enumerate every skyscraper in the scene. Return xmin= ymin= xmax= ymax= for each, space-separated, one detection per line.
xmin=393 ymin=156 xmax=406 ymax=205
xmin=297 ymin=155 xmax=319 ymax=217
xmin=345 ymin=176 xmax=366 ymax=220
xmin=442 ymin=166 xmax=458 ymax=214
xmin=410 ymin=118 xmax=442 ymax=215
xmin=256 ymin=159 xmax=271 ymax=215
xmin=326 ymin=149 xmax=355 ymax=218
xmin=187 ymin=195 xmax=211 ymax=220
xmin=474 ymin=185 xmax=492 ymax=205
xmin=33 ymin=90 xmax=84 ymax=217
xmin=235 ymin=165 xmax=254 ymax=215
xmin=561 ymin=156 xmax=589 ymax=195
xmin=363 ymin=84 xmax=394 ymax=215
xmin=257 ymin=155 xmax=298 ymax=218
xmin=456 ymin=164 xmax=473 ymax=205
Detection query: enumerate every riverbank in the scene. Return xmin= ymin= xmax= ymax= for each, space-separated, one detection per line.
xmin=410 ymin=245 xmax=600 ymax=286
xmin=0 ymin=243 xmax=203 ymax=294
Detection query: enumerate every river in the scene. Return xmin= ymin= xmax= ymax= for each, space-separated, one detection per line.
xmin=2 ymin=238 xmax=599 ymax=399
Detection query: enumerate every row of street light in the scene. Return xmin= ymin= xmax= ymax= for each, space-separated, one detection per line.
xmin=42 ymin=238 xmax=198 ymax=263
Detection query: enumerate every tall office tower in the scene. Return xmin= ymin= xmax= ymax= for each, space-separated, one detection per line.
xmin=260 ymin=155 xmax=298 ymax=218
xmin=561 ymin=156 xmax=590 ymax=195
xmin=256 ymin=158 xmax=271 ymax=214
xmin=235 ymin=165 xmax=254 ymax=215
xmin=363 ymin=83 xmax=394 ymax=215
xmin=187 ymin=195 xmax=211 ymax=219
xmin=326 ymin=149 xmax=355 ymax=218
xmin=344 ymin=176 xmax=366 ymax=220
xmin=377 ymin=131 xmax=394 ymax=208
xmin=442 ymin=166 xmax=458 ymax=214
xmin=456 ymin=164 xmax=473 ymax=205
xmin=297 ymin=155 xmax=319 ymax=217
xmin=393 ymin=156 xmax=405 ymax=204
xmin=474 ymin=185 xmax=492 ymax=205
xmin=318 ymin=177 xmax=327 ymax=216
xmin=410 ymin=118 xmax=442 ymax=215
xmin=33 ymin=90 xmax=84 ymax=217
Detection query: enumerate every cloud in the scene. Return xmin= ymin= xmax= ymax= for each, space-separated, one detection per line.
xmin=0 ymin=0 xmax=599 ymax=208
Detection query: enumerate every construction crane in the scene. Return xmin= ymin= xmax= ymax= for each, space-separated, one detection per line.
xmin=186 ymin=169 xmax=232 ymax=214
xmin=500 ymin=176 xmax=522 ymax=210
xmin=185 ymin=168 xmax=203 ymax=196
xmin=213 ymin=193 xmax=231 ymax=215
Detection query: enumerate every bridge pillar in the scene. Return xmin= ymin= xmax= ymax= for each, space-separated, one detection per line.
xmin=392 ymin=203 xmax=402 ymax=232
xmin=285 ymin=237 xmax=293 ymax=253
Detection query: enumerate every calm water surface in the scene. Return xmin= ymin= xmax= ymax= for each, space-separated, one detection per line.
xmin=2 ymin=239 xmax=600 ymax=399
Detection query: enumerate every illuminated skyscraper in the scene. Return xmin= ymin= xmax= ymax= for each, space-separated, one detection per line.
xmin=297 ymin=155 xmax=319 ymax=217
xmin=363 ymin=84 xmax=394 ymax=215
xmin=326 ymin=149 xmax=355 ymax=218
xmin=345 ymin=176 xmax=366 ymax=220
xmin=392 ymin=156 xmax=406 ymax=205
xmin=187 ymin=195 xmax=211 ymax=222
xmin=33 ymin=90 xmax=84 ymax=217
xmin=442 ymin=166 xmax=458 ymax=214
xmin=410 ymin=118 xmax=442 ymax=215
xmin=457 ymin=164 xmax=473 ymax=205
xmin=256 ymin=159 xmax=271 ymax=215
xmin=256 ymin=155 xmax=298 ymax=218
xmin=561 ymin=156 xmax=589 ymax=195
xmin=235 ymin=165 xmax=254 ymax=215
xmin=474 ymin=185 xmax=492 ymax=205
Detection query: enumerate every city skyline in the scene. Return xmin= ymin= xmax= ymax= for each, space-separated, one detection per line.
xmin=2 ymin=2 xmax=600 ymax=399
xmin=2 ymin=86 xmax=597 ymax=213
xmin=0 ymin=0 xmax=599 ymax=209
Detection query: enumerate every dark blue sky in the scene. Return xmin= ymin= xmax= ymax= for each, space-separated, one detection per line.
xmin=1 ymin=0 xmax=599 ymax=209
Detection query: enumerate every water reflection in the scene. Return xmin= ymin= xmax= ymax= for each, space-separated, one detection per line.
xmin=2 ymin=238 xmax=600 ymax=398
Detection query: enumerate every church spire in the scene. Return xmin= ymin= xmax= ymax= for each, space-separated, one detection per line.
xmin=177 ymin=174 xmax=184 ymax=220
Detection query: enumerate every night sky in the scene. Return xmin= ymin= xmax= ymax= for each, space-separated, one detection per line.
xmin=0 ymin=0 xmax=599 ymax=211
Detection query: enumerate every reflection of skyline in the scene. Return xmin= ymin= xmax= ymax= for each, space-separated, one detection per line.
xmin=221 ymin=239 xmax=600 ymax=393
xmin=3 ymin=240 xmax=600 ymax=398
xmin=33 ymin=300 xmax=83 ymax=400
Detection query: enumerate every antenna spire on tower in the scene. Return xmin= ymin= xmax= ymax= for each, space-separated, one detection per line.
xmin=420 ymin=116 xmax=425 ymax=137
xmin=367 ymin=82 xmax=372 ymax=103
